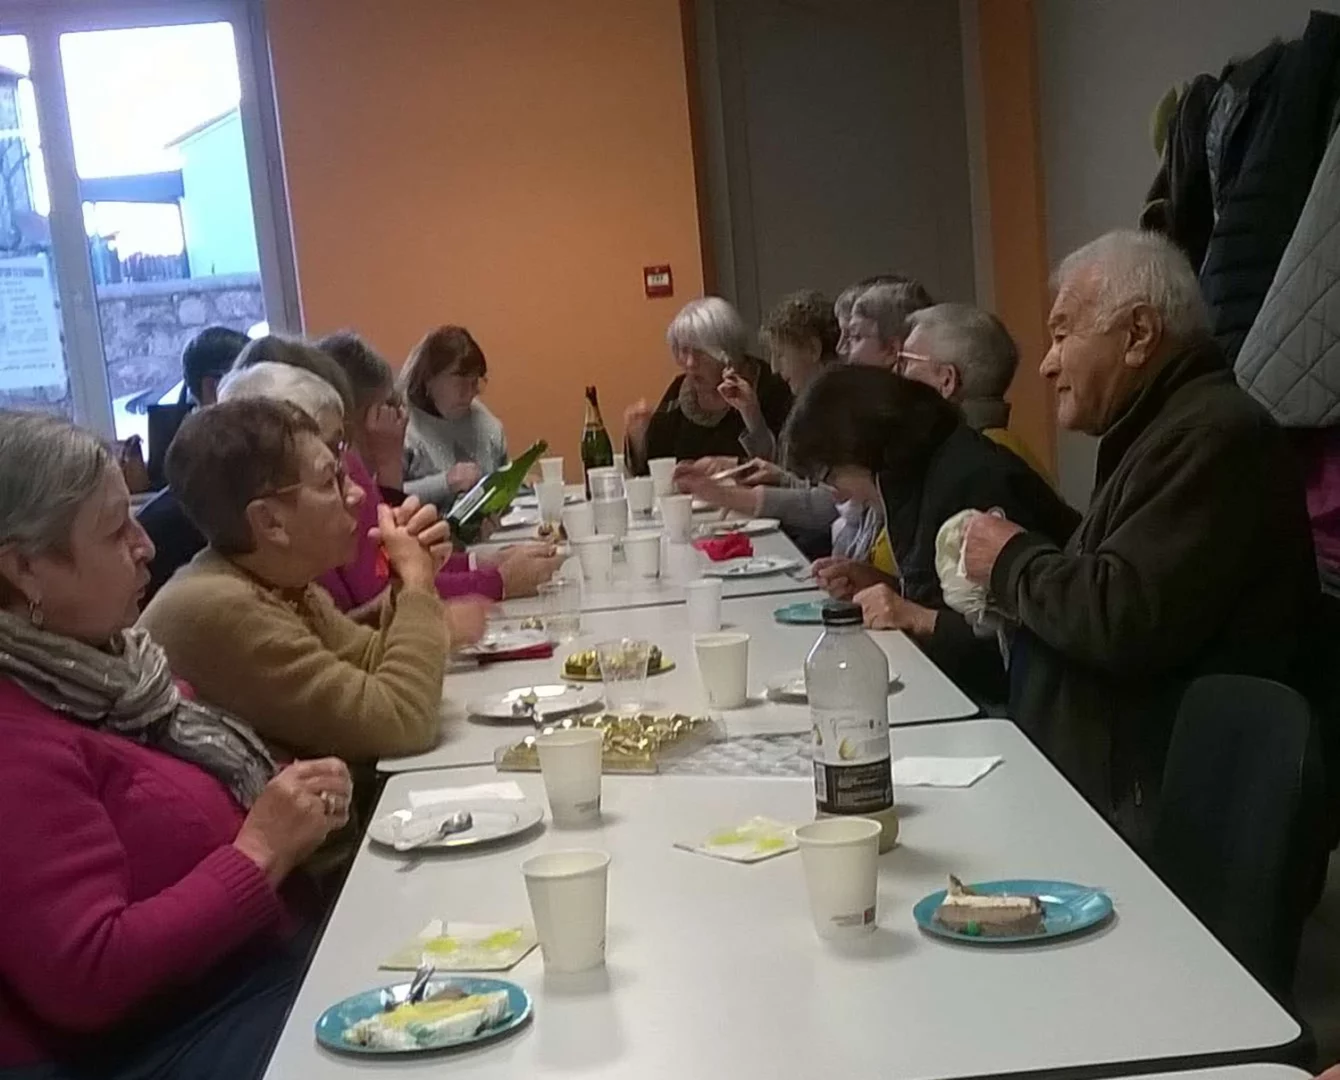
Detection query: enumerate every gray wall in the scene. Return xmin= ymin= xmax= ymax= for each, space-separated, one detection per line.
xmin=697 ymin=0 xmax=976 ymax=327
xmin=1036 ymin=0 xmax=1340 ymax=509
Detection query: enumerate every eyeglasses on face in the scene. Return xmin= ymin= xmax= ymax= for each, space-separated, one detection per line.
xmin=257 ymin=438 xmax=350 ymax=500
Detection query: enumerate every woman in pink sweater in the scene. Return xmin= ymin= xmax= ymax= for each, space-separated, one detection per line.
xmin=0 ymin=412 xmax=351 ymax=1079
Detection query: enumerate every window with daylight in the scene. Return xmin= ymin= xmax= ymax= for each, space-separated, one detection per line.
xmin=0 ymin=1 xmax=296 ymax=445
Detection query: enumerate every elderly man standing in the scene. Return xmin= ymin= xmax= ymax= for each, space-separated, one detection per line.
xmin=963 ymin=229 xmax=1318 ymax=845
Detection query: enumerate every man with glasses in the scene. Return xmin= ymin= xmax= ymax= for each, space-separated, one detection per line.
xmin=900 ymin=303 xmax=1050 ymax=479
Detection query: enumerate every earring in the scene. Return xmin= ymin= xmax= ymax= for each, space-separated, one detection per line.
xmin=27 ymin=597 xmax=42 ymax=629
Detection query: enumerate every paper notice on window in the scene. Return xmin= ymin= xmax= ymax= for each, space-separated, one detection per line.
xmin=0 ymin=255 xmax=66 ymax=392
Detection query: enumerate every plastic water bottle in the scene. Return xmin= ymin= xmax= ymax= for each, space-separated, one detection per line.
xmin=805 ymin=600 xmax=897 ymax=852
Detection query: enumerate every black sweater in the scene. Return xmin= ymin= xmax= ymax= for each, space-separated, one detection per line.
xmin=634 ymin=368 xmax=793 ymax=470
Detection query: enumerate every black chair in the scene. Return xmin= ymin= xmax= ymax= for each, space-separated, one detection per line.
xmin=1152 ymin=674 xmax=1327 ymax=1000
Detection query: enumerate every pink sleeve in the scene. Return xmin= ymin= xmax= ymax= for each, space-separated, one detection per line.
xmin=436 ymin=565 xmax=504 ymax=601
xmin=446 ymin=551 xmax=471 ymax=572
xmin=0 ymin=736 xmax=284 ymax=1033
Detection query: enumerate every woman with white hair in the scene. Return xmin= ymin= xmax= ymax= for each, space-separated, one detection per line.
xmin=624 ymin=296 xmax=793 ymax=471
xmin=0 ymin=411 xmax=350 ymax=1079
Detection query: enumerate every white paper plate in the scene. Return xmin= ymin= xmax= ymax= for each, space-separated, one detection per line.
xmin=513 ymin=492 xmax=583 ymax=508
xmin=499 ymin=508 xmax=541 ymax=529
xmin=468 ymin=683 xmax=603 ymax=722
xmin=459 ymin=628 xmax=553 ymax=657
xmin=369 ymin=800 xmax=545 ymax=852
xmin=702 ymin=556 xmax=798 ymax=579
xmin=697 ymin=517 xmax=781 ymax=538
xmin=765 ymin=669 xmax=902 ymax=703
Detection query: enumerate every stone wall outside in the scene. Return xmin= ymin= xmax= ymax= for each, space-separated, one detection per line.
xmin=98 ymin=272 xmax=264 ymax=398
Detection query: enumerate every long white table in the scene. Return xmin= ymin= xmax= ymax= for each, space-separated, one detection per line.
xmin=497 ymin=530 xmax=813 ymax=618
xmin=1110 ymin=1069 xmax=1310 ymax=1080
xmin=378 ymin=591 xmax=978 ymax=773
xmin=268 ymin=719 xmax=1300 ymax=1080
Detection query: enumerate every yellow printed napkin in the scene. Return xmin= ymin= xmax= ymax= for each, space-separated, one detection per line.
xmin=674 ymin=816 xmax=798 ymax=864
xmin=380 ymin=920 xmax=538 ymax=972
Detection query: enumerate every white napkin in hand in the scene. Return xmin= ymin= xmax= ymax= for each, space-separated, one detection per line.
xmin=894 ymin=756 xmax=1003 ymax=787
xmin=408 ymin=782 xmax=526 ymax=809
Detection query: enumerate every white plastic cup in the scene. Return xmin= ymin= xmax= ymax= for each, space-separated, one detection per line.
xmin=540 ymin=457 xmax=565 ymax=483
xmin=659 ymin=494 xmax=694 ymax=543
xmin=592 ymin=496 xmax=629 ymax=542
xmin=693 ymin=631 xmax=749 ymax=709
xmin=648 ymin=457 xmax=677 ymax=497
xmin=625 ymin=476 xmax=655 ymax=518
xmin=664 ymin=541 xmax=702 ymax=584
xmin=537 ymin=479 xmax=566 ymax=525
xmin=561 ymin=501 xmax=595 ymax=542
xmin=571 ymin=535 xmax=615 ymax=587
xmin=523 ymin=849 xmax=611 ymax=973
xmin=623 ymin=529 xmax=662 ymax=578
xmin=685 ymin=578 xmax=723 ymax=633
xmin=795 ymin=817 xmax=881 ymax=939
xmin=535 ymin=728 xmax=604 ymax=828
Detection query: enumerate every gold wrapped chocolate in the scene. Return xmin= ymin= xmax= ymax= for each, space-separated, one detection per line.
xmin=495 ymin=711 xmax=718 ymax=774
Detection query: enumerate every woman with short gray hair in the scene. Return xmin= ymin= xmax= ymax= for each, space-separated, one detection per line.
xmin=0 ymin=410 xmax=351 ymax=1079
xmin=624 ymin=296 xmax=793 ymax=471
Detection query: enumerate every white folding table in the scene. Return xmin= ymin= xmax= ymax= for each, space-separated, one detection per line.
xmin=270 ymin=719 xmax=1300 ymax=1080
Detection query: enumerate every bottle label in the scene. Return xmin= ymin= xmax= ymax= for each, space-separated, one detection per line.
xmin=811 ymin=709 xmax=893 ymax=815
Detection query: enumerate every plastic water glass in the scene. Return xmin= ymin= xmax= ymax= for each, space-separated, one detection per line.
xmin=538 ymin=576 xmax=582 ymax=642
xmin=596 ymin=638 xmax=652 ymax=714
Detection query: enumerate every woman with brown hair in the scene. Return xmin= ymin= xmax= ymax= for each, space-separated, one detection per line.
xmin=399 ymin=325 xmax=508 ymax=511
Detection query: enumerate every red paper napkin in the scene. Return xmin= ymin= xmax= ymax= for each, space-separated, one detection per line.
xmin=693 ymin=533 xmax=754 ymax=561
xmin=474 ymin=642 xmax=556 ymax=664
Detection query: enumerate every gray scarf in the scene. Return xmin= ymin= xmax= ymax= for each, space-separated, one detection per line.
xmin=0 ymin=610 xmax=276 ymax=806
xmin=677 ymin=378 xmax=731 ymax=428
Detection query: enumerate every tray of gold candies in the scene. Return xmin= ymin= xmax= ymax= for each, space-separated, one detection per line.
xmin=494 ymin=711 xmax=721 ymax=774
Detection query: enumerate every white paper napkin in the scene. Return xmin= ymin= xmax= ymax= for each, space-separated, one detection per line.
xmin=894 ymin=756 xmax=1003 ymax=787
xmin=408 ymin=782 xmax=527 ymax=809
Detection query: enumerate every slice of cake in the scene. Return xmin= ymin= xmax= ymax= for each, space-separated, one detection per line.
xmin=934 ymin=875 xmax=1044 ymax=937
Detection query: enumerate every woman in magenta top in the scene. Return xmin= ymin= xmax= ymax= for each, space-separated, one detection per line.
xmin=0 ymin=412 xmax=351 ymax=1079
xmin=316 ymin=331 xmax=562 ymax=610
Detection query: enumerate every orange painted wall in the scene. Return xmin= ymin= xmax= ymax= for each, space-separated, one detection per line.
xmin=263 ymin=0 xmax=705 ymax=467
xmin=975 ymin=0 xmax=1057 ymax=476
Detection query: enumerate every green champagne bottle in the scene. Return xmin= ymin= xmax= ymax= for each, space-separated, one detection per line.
xmin=580 ymin=385 xmax=614 ymax=497
xmin=446 ymin=439 xmax=548 ymax=545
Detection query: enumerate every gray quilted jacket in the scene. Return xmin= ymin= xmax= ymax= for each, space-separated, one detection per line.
xmin=1236 ymin=123 xmax=1340 ymax=427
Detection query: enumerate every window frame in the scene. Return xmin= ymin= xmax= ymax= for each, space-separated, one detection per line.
xmin=0 ymin=0 xmax=300 ymax=438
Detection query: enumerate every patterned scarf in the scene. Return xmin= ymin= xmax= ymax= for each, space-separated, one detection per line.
xmin=678 ymin=376 xmax=736 ymax=428
xmin=0 ymin=610 xmax=276 ymax=806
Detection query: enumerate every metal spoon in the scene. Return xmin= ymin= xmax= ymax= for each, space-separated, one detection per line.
xmin=394 ymin=810 xmax=474 ymax=852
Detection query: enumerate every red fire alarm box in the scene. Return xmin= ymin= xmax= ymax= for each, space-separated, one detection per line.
xmin=644 ymin=265 xmax=673 ymax=298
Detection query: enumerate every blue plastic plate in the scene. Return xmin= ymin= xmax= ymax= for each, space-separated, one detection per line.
xmin=774 ymin=600 xmax=826 ymax=625
xmin=315 ymin=976 xmax=532 ymax=1056
xmin=913 ymin=879 xmax=1114 ymax=944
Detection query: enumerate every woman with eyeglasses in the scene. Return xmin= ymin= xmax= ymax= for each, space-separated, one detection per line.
xmin=783 ymin=366 xmax=1077 ymax=705
xmin=0 ymin=411 xmax=349 ymax=1080
xmin=139 ymin=394 xmax=461 ymax=765
xmin=398 ymin=326 xmax=507 ymax=512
